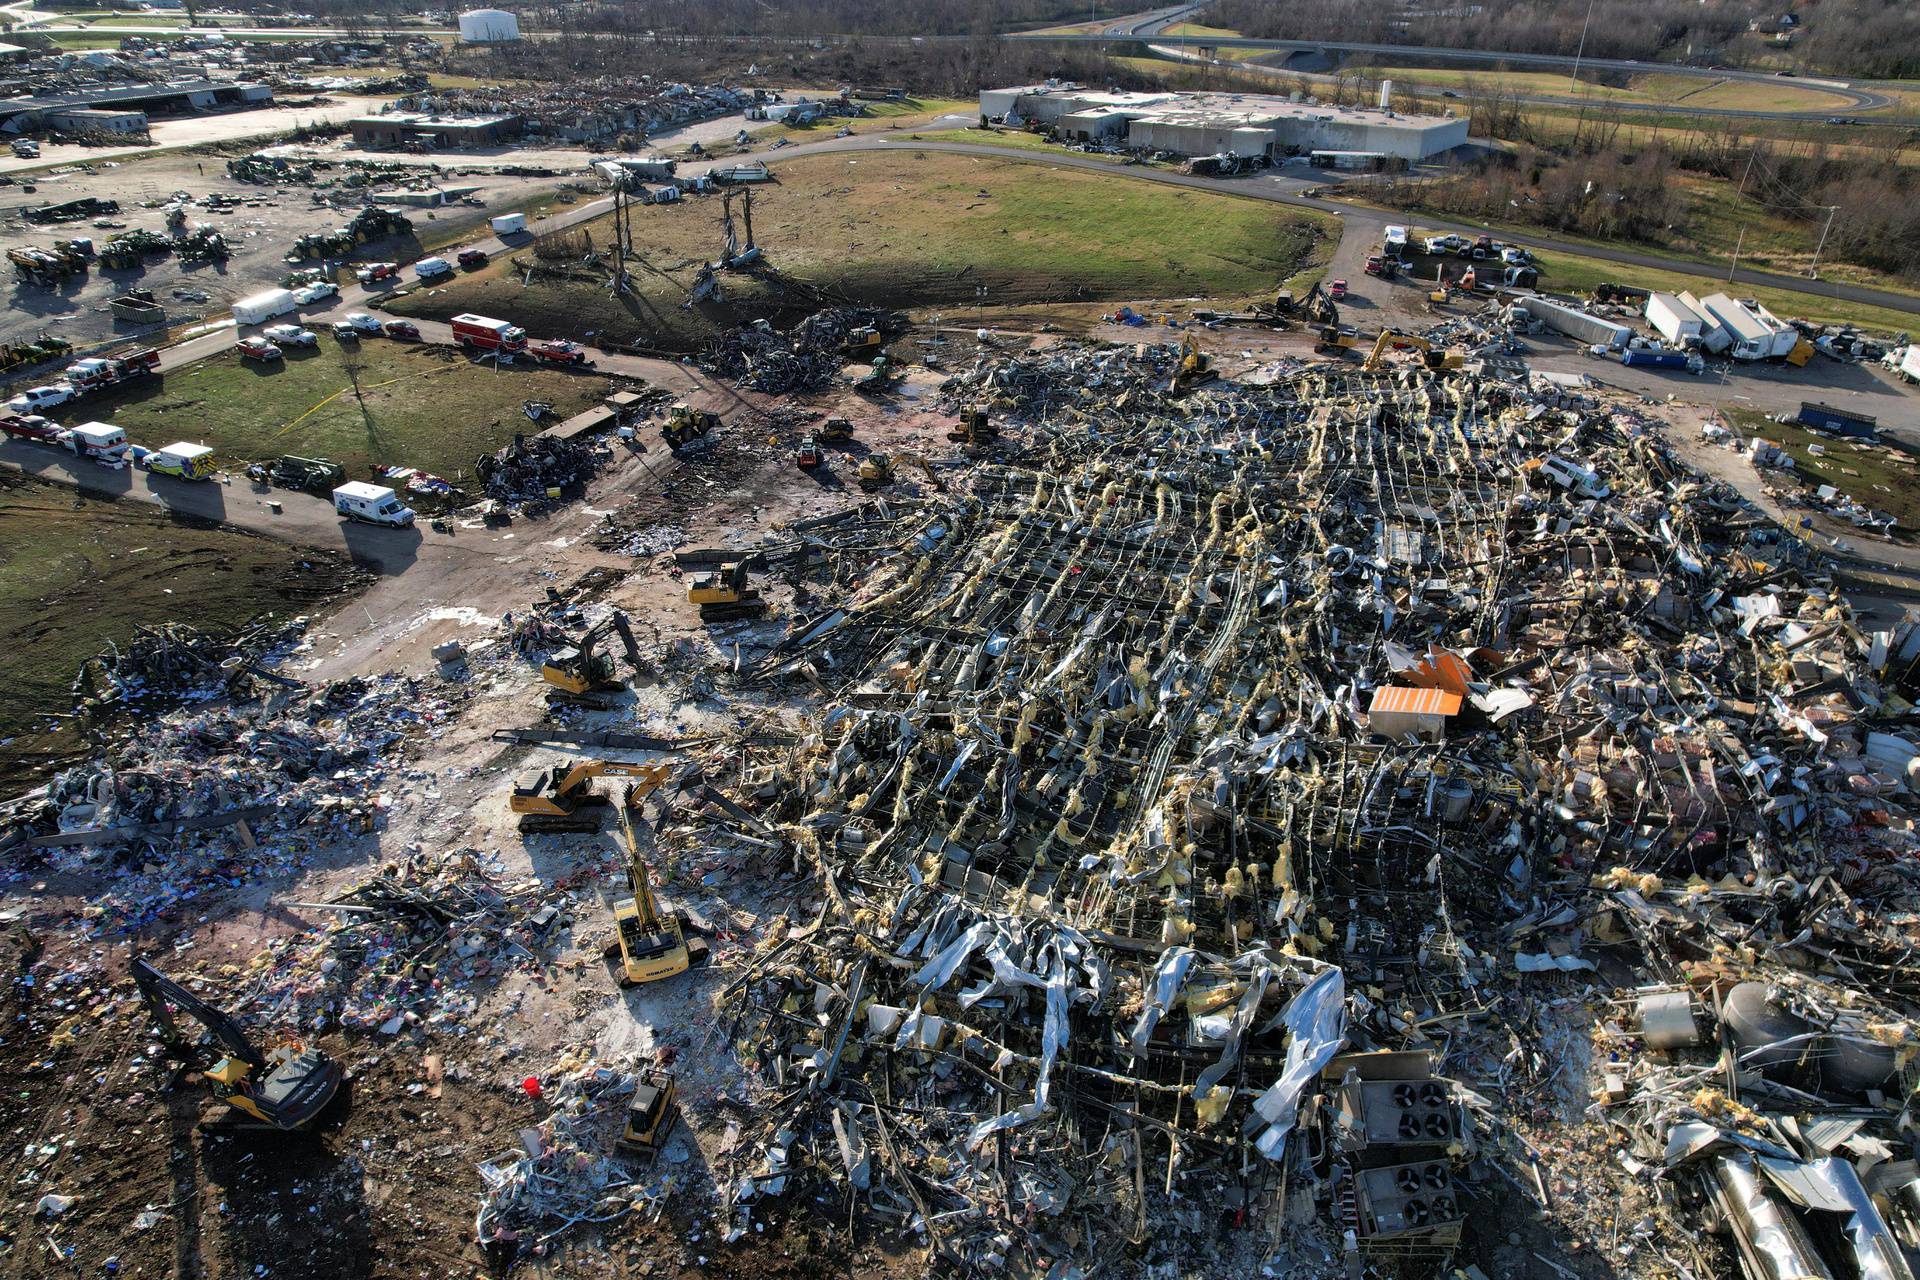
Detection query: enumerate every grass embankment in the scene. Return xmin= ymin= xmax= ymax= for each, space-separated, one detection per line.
xmin=1724 ymin=406 xmax=1920 ymax=529
xmin=65 ymin=341 xmax=611 ymax=479
xmin=391 ymin=151 xmax=1336 ymax=349
xmin=0 ymin=473 xmax=360 ymax=783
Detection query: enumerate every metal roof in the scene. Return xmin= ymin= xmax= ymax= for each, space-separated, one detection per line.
xmin=1369 ymin=686 xmax=1463 ymax=718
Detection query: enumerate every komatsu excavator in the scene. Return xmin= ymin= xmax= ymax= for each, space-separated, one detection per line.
xmin=541 ymin=610 xmax=644 ymax=708
xmin=510 ymin=758 xmax=677 ymax=833
xmin=1362 ymin=329 xmax=1466 ymax=373
xmin=133 ymin=957 xmax=345 ymax=1131
xmin=608 ymin=779 xmax=709 ymax=986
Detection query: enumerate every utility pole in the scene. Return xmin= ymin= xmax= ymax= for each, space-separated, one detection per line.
xmin=1727 ymin=225 xmax=1745 ymax=282
xmin=1808 ymin=205 xmax=1838 ymax=279
xmin=1569 ymin=0 xmax=1597 ymax=92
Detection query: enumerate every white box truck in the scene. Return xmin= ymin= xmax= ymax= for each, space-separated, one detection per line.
xmin=489 ymin=212 xmax=528 ymax=236
xmin=333 ymin=481 xmax=416 ymax=527
xmin=1901 ymin=345 xmax=1920 ymax=384
xmin=65 ymin=422 xmax=128 ymax=466
xmin=232 ymin=288 xmax=297 ymax=326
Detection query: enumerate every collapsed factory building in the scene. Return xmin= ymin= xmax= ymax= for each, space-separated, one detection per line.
xmin=979 ymin=84 xmax=1470 ymax=161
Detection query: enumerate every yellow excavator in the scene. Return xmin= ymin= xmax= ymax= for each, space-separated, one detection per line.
xmin=608 ymin=779 xmax=709 ymax=985
xmin=857 ymin=449 xmax=947 ymax=492
xmin=1170 ymin=332 xmax=1216 ymax=393
xmin=510 ymin=758 xmax=677 ymax=833
xmin=1314 ymin=324 xmax=1362 ymax=356
xmin=541 ymin=610 xmax=643 ymax=708
xmin=661 ymin=403 xmax=719 ymax=452
xmin=1362 ymin=329 xmax=1466 ymax=373
xmin=947 ymin=407 xmax=998 ymax=447
xmin=133 ymin=957 xmax=345 ymax=1132
xmin=842 ymin=327 xmax=883 ymax=358
xmin=687 ymin=560 xmax=765 ymax=622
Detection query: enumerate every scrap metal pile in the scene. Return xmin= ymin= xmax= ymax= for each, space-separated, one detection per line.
xmin=676 ymin=346 xmax=1920 ymax=1279
xmin=698 ymin=308 xmax=905 ymax=394
xmin=476 ymin=432 xmax=609 ymax=505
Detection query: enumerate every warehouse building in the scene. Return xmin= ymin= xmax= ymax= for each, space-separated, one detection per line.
xmin=0 ymin=78 xmax=270 ymax=127
xmin=349 ymin=111 xmax=523 ymax=150
xmin=979 ymin=85 xmax=1468 ymax=162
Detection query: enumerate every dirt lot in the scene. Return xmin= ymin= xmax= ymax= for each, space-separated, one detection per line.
xmin=389 ymin=150 xmax=1337 ymax=352
xmin=0 ymin=148 xmax=578 ymax=357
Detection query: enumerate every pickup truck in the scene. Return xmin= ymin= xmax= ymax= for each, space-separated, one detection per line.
xmin=529 ymin=339 xmax=594 ymax=367
xmin=457 ymin=249 xmax=489 ymax=269
xmin=5 ymin=384 xmax=74 ymax=415
xmin=0 ymin=413 xmax=63 ymax=443
xmin=263 ymin=323 xmax=319 ymax=349
xmin=237 ymin=336 xmax=283 ymax=362
xmin=292 ymin=281 xmax=338 ymax=304
xmin=355 ymin=262 xmax=399 ymax=286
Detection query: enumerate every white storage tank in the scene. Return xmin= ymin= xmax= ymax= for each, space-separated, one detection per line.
xmin=458 ymin=8 xmax=519 ymax=42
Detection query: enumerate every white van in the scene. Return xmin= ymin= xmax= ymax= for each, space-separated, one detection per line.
xmin=333 ymin=481 xmax=416 ymax=527
xmin=1539 ymin=454 xmax=1610 ymax=500
xmin=413 ymin=257 xmax=452 ymax=281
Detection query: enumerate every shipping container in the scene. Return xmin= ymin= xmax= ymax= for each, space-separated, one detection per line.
xmin=1519 ymin=297 xmax=1632 ymax=349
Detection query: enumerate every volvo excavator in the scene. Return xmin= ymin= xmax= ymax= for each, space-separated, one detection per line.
xmin=687 ymin=560 xmax=766 ymax=622
xmin=608 ymin=779 xmax=709 ymax=986
xmin=510 ymin=758 xmax=677 ymax=833
xmin=541 ymin=610 xmax=644 ymax=708
xmin=133 ymin=957 xmax=345 ymax=1132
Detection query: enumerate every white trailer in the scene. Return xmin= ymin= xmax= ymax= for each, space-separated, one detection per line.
xmin=333 ymin=481 xmax=416 ymax=528
xmin=1645 ymin=292 xmax=1708 ymax=346
xmin=232 ymin=288 xmax=297 ymax=326
xmin=1680 ymin=291 xmax=1733 ymax=354
xmin=1901 ymin=346 xmax=1920 ymax=384
xmin=489 ymin=212 xmax=527 ymax=236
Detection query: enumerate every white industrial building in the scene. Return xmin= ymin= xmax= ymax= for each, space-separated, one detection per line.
xmin=457 ymin=8 xmax=520 ymax=42
xmin=979 ymin=85 xmax=1468 ymax=162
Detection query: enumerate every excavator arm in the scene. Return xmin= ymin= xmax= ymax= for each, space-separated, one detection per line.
xmin=552 ymin=759 xmax=676 ymax=802
xmin=133 ymin=957 xmax=265 ymax=1071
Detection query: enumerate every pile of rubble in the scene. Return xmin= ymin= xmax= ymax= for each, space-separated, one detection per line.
xmin=396 ymin=78 xmax=749 ymax=146
xmin=698 ymin=307 xmax=904 ymax=394
xmin=475 ymin=433 xmax=609 ymax=506
xmin=629 ymin=343 xmax=1920 ymax=1279
xmin=70 ymin=619 xmax=303 ymax=716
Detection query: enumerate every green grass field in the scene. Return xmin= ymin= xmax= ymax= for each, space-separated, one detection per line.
xmin=0 ymin=473 xmax=359 ymax=781
xmin=391 ymin=151 xmax=1336 ymax=349
xmin=64 ymin=341 xmax=612 ymax=480
xmin=1724 ymin=407 xmax=1920 ymax=529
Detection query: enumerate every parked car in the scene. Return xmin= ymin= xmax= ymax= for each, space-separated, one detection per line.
xmin=457 ymin=249 xmax=489 ymax=269
xmin=529 ymin=339 xmax=594 ymax=367
xmin=413 ymin=257 xmax=452 ymax=281
xmin=5 ymin=383 xmax=75 ymax=415
xmin=262 ymin=323 xmax=319 ymax=349
xmin=382 ymin=320 xmax=421 ymax=340
xmin=292 ymin=281 xmax=339 ymax=304
xmin=237 ymin=337 xmax=283 ymax=362
xmin=344 ymin=311 xmax=383 ymax=333
xmin=331 ymin=321 xmax=361 ymax=341
xmin=1328 ymin=279 xmax=1348 ymax=300
xmin=355 ymin=262 xmax=398 ymax=285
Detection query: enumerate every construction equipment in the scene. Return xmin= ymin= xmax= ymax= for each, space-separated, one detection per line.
xmin=617 ymin=1070 xmax=679 ymax=1156
xmin=687 ymin=560 xmax=766 ymax=621
xmin=1363 ymin=330 xmax=1465 ymax=373
xmin=796 ymin=434 xmax=825 ymax=470
xmin=510 ymin=758 xmax=675 ymax=833
xmin=842 ymin=327 xmax=883 ymax=358
xmin=608 ymin=781 xmax=709 ymax=985
xmin=860 ymin=450 xmax=946 ymax=492
xmin=854 ymin=355 xmax=897 ymax=393
xmin=132 ymin=957 xmax=345 ymax=1132
xmin=818 ymin=417 xmax=854 ymax=442
xmin=541 ymin=609 xmax=644 ymax=707
xmin=662 ymin=403 xmax=719 ymax=451
xmin=1170 ymin=332 xmax=1217 ymax=393
xmin=1315 ymin=324 xmax=1362 ymax=356
xmin=1300 ymin=280 xmax=1339 ymax=327
xmin=947 ymin=407 xmax=998 ymax=446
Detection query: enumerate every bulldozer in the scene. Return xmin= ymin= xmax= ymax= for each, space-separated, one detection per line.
xmin=132 ymin=957 xmax=345 ymax=1132
xmin=510 ymin=758 xmax=677 ymax=833
xmin=617 ymin=1070 xmax=679 ymax=1158
xmin=607 ymin=780 xmax=709 ymax=986
xmin=817 ymin=417 xmax=854 ymax=442
xmin=1363 ymin=329 xmax=1466 ymax=373
xmin=687 ymin=560 xmax=765 ymax=621
xmin=1314 ymin=324 xmax=1362 ymax=357
xmin=1170 ymin=332 xmax=1216 ymax=393
xmin=661 ymin=403 xmax=719 ymax=452
xmin=541 ymin=610 xmax=644 ymax=708
xmin=858 ymin=450 xmax=946 ymax=492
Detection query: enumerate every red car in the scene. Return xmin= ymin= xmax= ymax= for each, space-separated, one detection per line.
xmin=530 ymin=339 xmax=593 ymax=367
xmin=0 ymin=413 xmax=63 ymax=443
xmin=1329 ymin=279 xmax=1348 ymax=299
xmin=382 ymin=321 xmax=421 ymax=341
xmin=457 ymin=249 xmax=489 ymax=269
xmin=237 ymin=336 xmax=283 ymax=362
